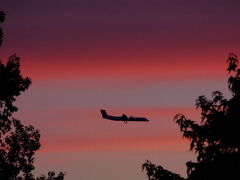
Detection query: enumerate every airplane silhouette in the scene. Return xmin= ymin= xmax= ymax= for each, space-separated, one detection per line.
xmin=100 ymin=109 xmax=149 ymax=123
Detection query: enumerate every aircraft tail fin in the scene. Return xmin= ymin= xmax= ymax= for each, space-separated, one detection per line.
xmin=100 ymin=109 xmax=108 ymax=118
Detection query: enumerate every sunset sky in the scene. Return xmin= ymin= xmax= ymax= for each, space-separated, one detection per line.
xmin=1 ymin=1 xmax=240 ymax=180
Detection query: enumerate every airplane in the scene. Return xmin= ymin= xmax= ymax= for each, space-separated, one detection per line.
xmin=100 ymin=109 xmax=149 ymax=123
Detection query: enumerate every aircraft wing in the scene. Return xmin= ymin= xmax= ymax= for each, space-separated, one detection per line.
xmin=106 ymin=115 xmax=128 ymax=121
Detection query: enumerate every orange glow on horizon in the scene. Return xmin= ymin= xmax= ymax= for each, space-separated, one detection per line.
xmin=19 ymin=56 xmax=226 ymax=81
xmin=39 ymin=136 xmax=190 ymax=153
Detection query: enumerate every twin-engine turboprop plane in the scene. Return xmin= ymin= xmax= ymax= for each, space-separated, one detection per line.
xmin=100 ymin=109 xmax=149 ymax=123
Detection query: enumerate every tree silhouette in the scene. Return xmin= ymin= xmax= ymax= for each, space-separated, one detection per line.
xmin=143 ymin=53 xmax=240 ymax=180
xmin=35 ymin=171 xmax=65 ymax=180
xmin=0 ymin=11 xmax=65 ymax=180
xmin=0 ymin=11 xmax=5 ymax=46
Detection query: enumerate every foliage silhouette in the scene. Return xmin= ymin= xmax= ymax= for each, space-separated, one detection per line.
xmin=0 ymin=11 xmax=65 ymax=179
xmin=142 ymin=160 xmax=185 ymax=180
xmin=35 ymin=171 xmax=65 ymax=180
xmin=0 ymin=11 xmax=5 ymax=46
xmin=143 ymin=53 xmax=240 ymax=180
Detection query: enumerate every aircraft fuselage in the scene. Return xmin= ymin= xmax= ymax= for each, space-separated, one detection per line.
xmin=100 ymin=110 xmax=149 ymax=122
